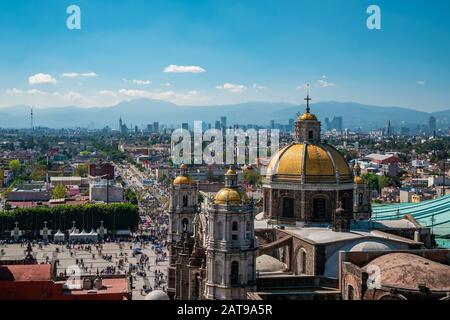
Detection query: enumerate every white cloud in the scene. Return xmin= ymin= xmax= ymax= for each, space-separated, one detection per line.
xmin=296 ymin=84 xmax=309 ymax=90
xmin=62 ymin=72 xmax=98 ymax=78
xmin=29 ymin=73 xmax=57 ymax=85
xmin=252 ymin=84 xmax=267 ymax=91
xmin=316 ymin=79 xmax=335 ymax=88
xmin=163 ymin=64 xmax=206 ymax=73
xmin=161 ymin=82 xmax=171 ymax=87
xmin=62 ymin=72 xmax=79 ymax=78
xmin=98 ymin=90 xmax=117 ymax=97
xmin=6 ymin=88 xmax=48 ymax=95
xmin=81 ymin=72 xmax=98 ymax=77
xmin=216 ymin=83 xmax=247 ymax=93
xmin=122 ymin=78 xmax=151 ymax=85
xmin=27 ymin=89 xmax=48 ymax=95
xmin=5 ymin=88 xmax=24 ymax=95
xmin=416 ymin=81 xmax=425 ymax=85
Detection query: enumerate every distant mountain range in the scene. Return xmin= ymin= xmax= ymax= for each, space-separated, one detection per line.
xmin=0 ymin=99 xmax=448 ymax=130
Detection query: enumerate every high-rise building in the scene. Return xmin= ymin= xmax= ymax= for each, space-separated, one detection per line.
xmin=385 ymin=120 xmax=392 ymax=136
xmin=153 ymin=122 xmax=159 ymax=133
xmin=334 ymin=116 xmax=343 ymax=132
xmin=270 ymin=120 xmax=275 ymax=129
xmin=429 ymin=116 xmax=437 ymax=136
xmin=181 ymin=123 xmax=189 ymax=131
xmin=220 ymin=116 xmax=227 ymax=130
xmin=215 ymin=120 xmax=221 ymax=130
xmin=288 ymin=118 xmax=295 ymax=131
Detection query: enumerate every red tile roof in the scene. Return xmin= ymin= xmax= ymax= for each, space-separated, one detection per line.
xmin=0 ymin=264 xmax=51 ymax=281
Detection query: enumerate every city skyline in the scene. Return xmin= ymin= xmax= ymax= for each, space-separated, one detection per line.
xmin=0 ymin=0 xmax=449 ymax=111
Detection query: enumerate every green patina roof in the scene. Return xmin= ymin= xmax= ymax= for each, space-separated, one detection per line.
xmin=371 ymin=195 xmax=450 ymax=239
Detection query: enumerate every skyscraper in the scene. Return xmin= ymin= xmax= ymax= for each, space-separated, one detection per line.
xmin=153 ymin=122 xmax=159 ymax=133
xmin=220 ymin=116 xmax=227 ymax=130
xmin=385 ymin=120 xmax=392 ymax=136
xmin=429 ymin=116 xmax=437 ymax=136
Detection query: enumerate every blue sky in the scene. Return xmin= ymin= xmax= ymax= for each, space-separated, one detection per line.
xmin=0 ymin=0 xmax=449 ymax=110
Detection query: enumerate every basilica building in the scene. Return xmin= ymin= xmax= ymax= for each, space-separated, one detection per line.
xmin=263 ymin=94 xmax=370 ymax=225
xmin=166 ymin=95 xmax=428 ymax=300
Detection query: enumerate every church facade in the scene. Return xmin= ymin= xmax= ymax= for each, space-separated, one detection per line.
xmin=167 ymin=167 xmax=257 ymax=300
xmin=263 ymin=94 xmax=370 ymax=224
xmin=167 ymin=95 xmax=374 ymax=300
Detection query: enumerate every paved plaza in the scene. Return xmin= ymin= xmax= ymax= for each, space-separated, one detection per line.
xmin=0 ymin=242 xmax=168 ymax=300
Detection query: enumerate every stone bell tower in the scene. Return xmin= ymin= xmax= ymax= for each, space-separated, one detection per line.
xmin=353 ymin=163 xmax=372 ymax=220
xmin=169 ymin=163 xmax=198 ymax=243
xmin=204 ymin=168 xmax=257 ymax=300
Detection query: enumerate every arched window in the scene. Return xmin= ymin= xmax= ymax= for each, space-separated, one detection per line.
xmin=348 ymin=285 xmax=355 ymax=300
xmin=308 ymin=130 xmax=314 ymax=140
xmin=301 ymin=250 xmax=307 ymax=274
xmin=181 ymin=218 xmax=189 ymax=232
xmin=217 ymin=221 xmax=223 ymax=240
xmin=182 ymin=195 xmax=188 ymax=207
xmin=282 ymin=197 xmax=294 ymax=218
xmin=313 ymin=197 xmax=326 ymax=220
xmin=230 ymin=261 xmax=239 ymax=285
xmin=358 ymin=193 xmax=363 ymax=205
xmin=341 ymin=195 xmax=352 ymax=211
xmin=232 ymin=221 xmax=238 ymax=241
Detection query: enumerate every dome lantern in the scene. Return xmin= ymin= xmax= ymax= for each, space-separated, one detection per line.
xmin=295 ymin=91 xmax=321 ymax=143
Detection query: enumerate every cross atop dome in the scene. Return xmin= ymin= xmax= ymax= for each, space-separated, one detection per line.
xmin=304 ymin=84 xmax=312 ymax=113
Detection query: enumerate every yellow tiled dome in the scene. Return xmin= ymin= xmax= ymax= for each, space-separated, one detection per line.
xmin=214 ymin=188 xmax=247 ymax=205
xmin=266 ymin=143 xmax=352 ymax=183
xmin=179 ymin=163 xmax=188 ymax=169
xmin=173 ymin=175 xmax=192 ymax=185
xmin=354 ymin=176 xmax=365 ymax=185
xmin=298 ymin=112 xmax=318 ymax=121
xmin=226 ymin=167 xmax=236 ymax=175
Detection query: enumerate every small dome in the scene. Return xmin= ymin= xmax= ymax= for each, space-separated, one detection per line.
xmin=145 ymin=290 xmax=170 ymax=300
xmin=362 ymin=253 xmax=450 ymax=292
xmin=226 ymin=168 xmax=236 ymax=175
xmin=256 ymin=254 xmax=288 ymax=273
xmin=298 ymin=112 xmax=318 ymax=121
xmin=214 ymin=188 xmax=247 ymax=205
xmin=179 ymin=163 xmax=188 ymax=169
xmin=173 ymin=175 xmax=192 ymax=185
xmin=354 ymin=176 xmax=364 ymax=185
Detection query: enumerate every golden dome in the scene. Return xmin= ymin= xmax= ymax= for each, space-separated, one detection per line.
xmin=354 ymin=176 xmax=365 ymax=185
xmin=179 ymin=163 xmax=188 ymax=169
xmin=173 ymin=175 xmax=192 ymax=185
xmin=214 ymin=188 xmax=248 ymax=205
xmin=266 ymin=143 xmax=352 ymax=183
xmin=298 ymin=112 xmax=318 ymax=121
xmin=226 ymin=168 xmax=236 ymax=175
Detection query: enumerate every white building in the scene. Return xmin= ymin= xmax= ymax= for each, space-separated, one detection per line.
xmin=89 ymin=180 xmax=124 ymax=203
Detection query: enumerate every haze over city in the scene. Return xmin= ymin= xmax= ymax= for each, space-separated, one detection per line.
xmin=0 ymin=0 xmax=449 ymax=111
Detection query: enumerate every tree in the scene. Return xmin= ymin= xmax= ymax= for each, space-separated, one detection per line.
xmin=74 ymin=163 xmax=88 ymax=177
xmin=124 ymin=188 xmax=138 ymax=205
xmin=378 ymin=175 xmax=392 ymax=190
xmin=52 ymin=184 xmax=68 ymax=199
xmin=9 ymin=159 xmax=20 ymax=179
xmin=31 ymin=164 xmax=47 ymax=181
xmin=243 ymin=169 xmax=262 ymax=187
xmin=362 ymin=173 xmax=379 ymax=192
